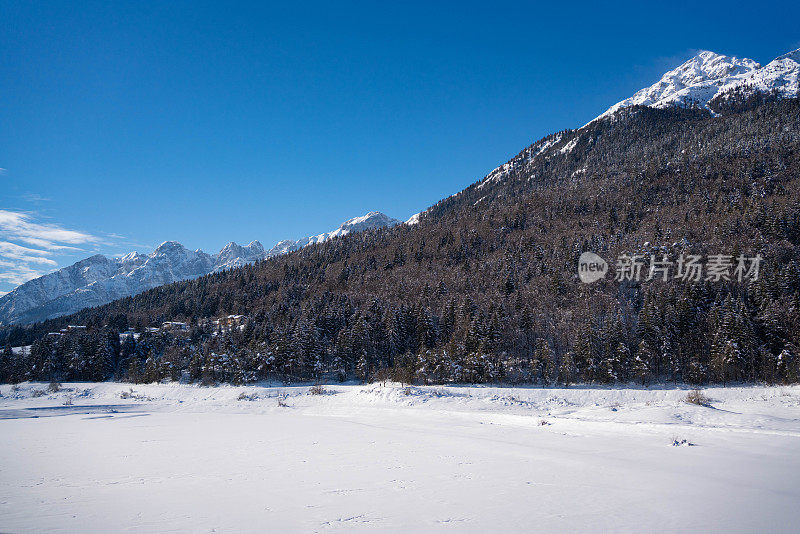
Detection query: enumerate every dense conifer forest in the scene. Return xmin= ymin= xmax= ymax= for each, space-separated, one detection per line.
xmin=3 ymin=96 xmax=800 ymax=386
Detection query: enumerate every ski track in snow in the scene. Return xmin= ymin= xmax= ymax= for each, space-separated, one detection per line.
xmin=1 ymin=382 xmax=799 ymax=533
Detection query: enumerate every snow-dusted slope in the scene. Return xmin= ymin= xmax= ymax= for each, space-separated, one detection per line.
xmin=0 ymin=242 xmax=216 ymax=326
xmin=264 ymin=211 xmax=401 ymax=257
xmin=599 ymin=51 xmax=761 ymax=119
xmin=730 ymin=48 xmax=800 ymax=99
xmin=0 ymin=255 xmax=121 ymax=326
xmin=213 ymin=241 xmax=266 ymax=272
xmin=597 ymin=48 xmax=800 ymax=121
xmin=405 ymin=212 xmax=422 ymax=226
xmin=0 ymin=212 xmax=399 ymax=325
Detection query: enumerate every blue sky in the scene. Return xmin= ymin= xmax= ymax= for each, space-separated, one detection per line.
xmin=1 ymin=0 xmax=799 ymax=294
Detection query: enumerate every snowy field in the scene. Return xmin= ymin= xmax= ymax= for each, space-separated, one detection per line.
xmin=1 ymin=382 xmax=799 ymax=533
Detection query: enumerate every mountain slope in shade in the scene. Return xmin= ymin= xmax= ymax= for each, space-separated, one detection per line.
xmin=596 ymin=48 xmax=799 ymax=121
xmin=0 ymin=211 xmax=400 ymax=325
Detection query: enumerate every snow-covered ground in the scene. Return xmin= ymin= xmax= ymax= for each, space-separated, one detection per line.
xmin=1 ymin=382 xmax=799 ymax=533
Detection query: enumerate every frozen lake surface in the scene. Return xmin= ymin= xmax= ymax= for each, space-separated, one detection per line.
xmin=1 ymin=382 xmax=799 ymax=532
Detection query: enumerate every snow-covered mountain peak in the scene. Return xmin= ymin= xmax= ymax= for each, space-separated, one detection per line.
xmin=119 ymin=251 xmax=142 ymax=263
xmin=736 ymin=48 xmax=799 ymax=98
xmin=598 ymin=51 xmax=761 ymax=120
xmin=264 ymin=211 xmax=401 ymax=257
xmin=337 ymin=211 xmax=400 ymax=233
xmin=323 ymin=211 xmax=401 ymax=241
xmin=683 ymin=50 xmax=760 ymax=80
xmin=775 ymin=48 xmax=800 ymax=62
xmin=405 ymin=212 xmax=422 ymax=226
xmin=213 ymin=240 xmax=268 ymax=272
xmin=217 ymin=240 xmax=264 ymax=254
xmin=83 ymin=254 xmax=110 ymax=264
xmin=153 ymin=241 xmax=188 ymax=255
xmin=596 ymin=47 xmax=799 ymax=122
xmin=217 ymin=241 xmax=243 ymax=254
xmin=342 ymin=210 xmax=383 ymax=224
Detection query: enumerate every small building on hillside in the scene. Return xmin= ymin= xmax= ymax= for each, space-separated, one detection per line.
xmin=213 ymin=314 xmax=247 ymax=332
xmin=119 ymin=331 xmax=140 ymax=342
xmin=161 ymin=321 xmax=189 ymax=333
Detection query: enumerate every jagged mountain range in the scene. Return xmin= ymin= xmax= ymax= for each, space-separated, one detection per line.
xmin=0 ymin=211 xmax=400 ymax=326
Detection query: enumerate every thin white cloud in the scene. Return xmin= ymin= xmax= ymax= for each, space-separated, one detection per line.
xmin=0 ymin=210 xmax=100 ymax=249
xmin=0 ymin=209 xmax=104 ymax=290
xmin=22 ymin=193 xmax=52 ymax=203
xmin=0 ymin=241 xmax=57 ymax=265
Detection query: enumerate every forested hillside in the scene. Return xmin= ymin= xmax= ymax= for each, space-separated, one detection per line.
xmin=3 ymin=96 xmax=800 ymax=386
